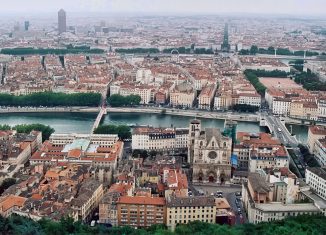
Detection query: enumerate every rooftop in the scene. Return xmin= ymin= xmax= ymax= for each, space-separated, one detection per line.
xmin=167 ymin=196 xmax=215 ymax=207
xmin=118 ymin=196 xmax=165 ymax=206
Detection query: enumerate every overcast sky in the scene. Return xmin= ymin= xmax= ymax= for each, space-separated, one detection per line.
xmin=1 ymin=0 xmax=325 ymax=15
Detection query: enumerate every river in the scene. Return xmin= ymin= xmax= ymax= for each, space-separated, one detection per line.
xmin=0 ymin=112 xmax=309 ymax=143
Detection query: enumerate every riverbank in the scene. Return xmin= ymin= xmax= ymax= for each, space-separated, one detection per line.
xmin=107 ymin=107 xmax=260 ymax=122
xmin=0 ymin=107 xmax=99 ymax=113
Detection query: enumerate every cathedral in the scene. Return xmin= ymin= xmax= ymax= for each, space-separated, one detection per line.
xmin=188 ymin=119 xmax=232 ymax=183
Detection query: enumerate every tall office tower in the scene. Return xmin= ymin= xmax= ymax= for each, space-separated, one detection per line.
xmin=221 ymin=23 xmax=230 ymax=52
xmin=24 ymin=21 xmax=30 ymax=31
xmin=58 ymin=9 xmax=67 ymax=34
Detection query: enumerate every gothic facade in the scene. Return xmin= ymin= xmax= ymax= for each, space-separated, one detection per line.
xmin=188 ymin=119 xmax=232 ymax=183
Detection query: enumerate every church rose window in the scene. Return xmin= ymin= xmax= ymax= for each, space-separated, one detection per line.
xmin=208 ymin=151 xmax=217 ymax=159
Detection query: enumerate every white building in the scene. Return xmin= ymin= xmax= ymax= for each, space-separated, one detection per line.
xmin=237 ymin=93 xmax=261 ymax=107
xmin=307 ymin=126 xmax=326 ymax=154
xmin=119 ymin=85 xmax=152 ymax=104
xmin=314 ymin=139 xmax=326 ymax=166
xmin=318 ymin=99 xmax=326 ymax=121
xmin=306 ymin=168 xmax=326 ymax=200
xmin=248 ymin=146 xmax=289 ymax=173
xmin=136 ymin=69 xmax=153 ymax=84
xmin=272 ymin=98 xmax=291 ymax=116
xmin=132 ymin=127 xmax=189 ymax=151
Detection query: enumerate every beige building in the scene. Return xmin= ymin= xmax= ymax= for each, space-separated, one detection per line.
xmin=71 ymin=179 xmax=104 ymax=222
xmin=213 ymin=93 xmax=233 ymax=110
xmin=166 ymin=196 xmax=216 ymax=230
xmin=290 ymin=101 xmax=318 ymax=120
xmin=198 ymin=84 xmax=216 ymax=110
xmin=170 ymin=82 xmax=196 ymax=108
xmin=307 ymin=126 xmax=326 ymax=154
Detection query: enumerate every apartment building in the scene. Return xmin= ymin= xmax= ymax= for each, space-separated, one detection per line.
xmin=166 ymin=196 xmax=216 ymax=230
xmin=271 ymin=98 xmax=291 ymax=115
xmin=289 ymin=101 xmax=319 ymax=121
xmin=0 ymin=195 xmax=26 ymax=217
xmin=117 ymin=196 xmax=166 ymax=228
xmin=71 ymin=179 xmax=104 ymax=222
xmin=132 ymin=127 xmax=188 ymax=151
xmin=170 ymin=82 xmax=196 ymax=108
xmin=314 ymin=139 xmax=326 ymax=166
xmin=198 ymin=84 xmax=216 ymax=110
xmin=237 ymin=93 xmax=261 ymax=107
xmin=307 ymin=126 xmax=326 ymax=154
xmin=249 ymin=145 xmax=289 ymax=173
xmin=242 ymin=171 xmax=320 ymax=224
xmin=119 ymin=84 xmax=152 ymax=104
xmin=234 ymin=132 xmax=287 ymax=171
xmin=305 ymin=167 xmax=326 ymax=200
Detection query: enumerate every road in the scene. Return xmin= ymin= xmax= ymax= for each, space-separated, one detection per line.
xmin=263 ymin=114 xmax=306 ymax=177
xmin=265 ymin=115 xmax=298 ymax=147
xmin=191 ymin=184 xmax=248 ymax=225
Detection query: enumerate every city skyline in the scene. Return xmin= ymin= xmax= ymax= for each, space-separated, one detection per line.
xmin=1 ymin=0 xmax=326 ymax=16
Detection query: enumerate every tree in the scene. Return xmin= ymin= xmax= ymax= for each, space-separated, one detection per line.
xmin=0 ymin=178 xmax=16 ymax=194
xmin=294 ymin=71 xmax=326 ymax=91
xmin=0 ymin=47 xmax=104 ymax=55
xmin=94 ymin=124 xmax=131 ymax=140
xmin=232 ymin=104 xmax=259 ymax=113
xmin=250 ymin=45 xmax=258 ymax=55
xmin=1 ymin=214 xmax=326 ymax=234
xmin=0 ymin=124 xmax=11 ymax=131
xmin=244 ymin=70 xmax=267 ymax=95
xmin=14 ymin=123 xmax=55 ymax=141
xmin=0 ymin=92 xmax=101 ymax=107
xmin=107 ymin=94 xmax=142 ymax=107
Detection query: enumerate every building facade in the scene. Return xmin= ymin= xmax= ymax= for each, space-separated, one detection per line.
xmin=58 ymin=9 xmax=66 ymax=34
xmin=132 ymin=127 xmax=188 ymax=151
xmin=188 ymin=120 xmax=232 ymax=183
xmin=117 ymin=196 xmax=166 ymax=228
xmin=166 ymin=196 xmax=216 ymax=231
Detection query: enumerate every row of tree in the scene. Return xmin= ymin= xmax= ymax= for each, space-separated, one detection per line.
xmin=0 ymin=47 xmax=104 ymax=55
xmin=289 ymin=60 xmax=305 ymax=71
xmin=115 ymin=48 xmax=160 ymax=54
xmin=162 ymin=47 xmax=215 ymax=54
xmin=93 ymin=124 xmax=131 ymax=140
xmin=114 ymin=47 xmax=215 ymax=55
xmin=107 ymin=94 xmax=141 ymax=107
xmin=244 ymin=70 xmax=267 ymax=95
xmin=0 ymin=92 xmax=101 ymax=107
xmin=245 ymin=69 xmax=288 ymax=78
xmin=232 ymin=104 xmax=259 ymax=113
xmin=298 ymin=144 xmax=321 ymax=167
xmin=0 ymin=214 xmax=326 ymax=235
xmin=239 ymin=45 xmax=319 ymax=57
xmin=0 ymin=123 xmax=55 ymax=141
xmin=294 ymin=71 xmax=326 ymax=91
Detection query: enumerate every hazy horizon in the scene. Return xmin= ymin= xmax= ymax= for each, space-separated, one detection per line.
xmin=1 ymin=0 xmax=326 ymax=17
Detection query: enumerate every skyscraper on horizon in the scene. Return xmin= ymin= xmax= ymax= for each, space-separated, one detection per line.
xmin=24 ymin=21 xmax=30 ymax=31
xmin=58 ymin=9 xmax=66 ymax=34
